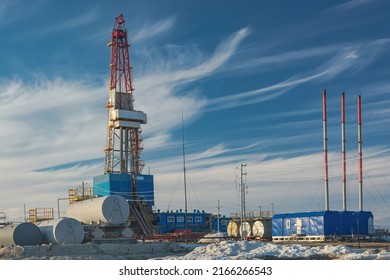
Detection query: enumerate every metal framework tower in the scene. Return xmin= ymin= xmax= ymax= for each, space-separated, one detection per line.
xmin=104 ymin=14 xmax=147 ymax=183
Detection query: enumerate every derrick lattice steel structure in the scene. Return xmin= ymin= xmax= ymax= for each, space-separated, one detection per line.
xmin=100 ymin=14 xmax=154 ymax=236
xmin=104 ymin=14 xmax=147 ymax=183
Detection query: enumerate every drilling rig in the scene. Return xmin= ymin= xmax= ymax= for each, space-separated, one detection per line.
xmin=93 ymin=14 xmax=155 ymax=236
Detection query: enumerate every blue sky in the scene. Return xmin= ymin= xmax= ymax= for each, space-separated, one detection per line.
xmin=1 ymin=0 xmax=390 ymax=227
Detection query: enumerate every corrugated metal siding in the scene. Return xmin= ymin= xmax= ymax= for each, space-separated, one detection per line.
xmin=93 ymin=173 xmax=132 ymax=198
xmin=272 ymin=210 xmax=374 ymax=238
xmin=136 ymin=175 xmax=154 ymax=207
xmin=340 ymin=211 xmax=355 ymax=235
xmin=271 ymin=216 xmax=284 ymax=237
xmin=323 ymin=211 xmax=340 ymax=235
xmin=211 ymin=216 xmax=230 ymax=233
xmin=357 ymin=211 xmax=374 ymax=235
xmin=272 ymin=212 xmax=328 ymax=237
xmin=93 ymin=173 xmax=154 ymax=206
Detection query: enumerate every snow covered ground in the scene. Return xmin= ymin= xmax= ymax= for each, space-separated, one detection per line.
xmin=0 ymin=241 xmax=189 ymax=260
xmin=158 ymin=240 xmax=390 ymax=260
xmin=1 ymin=239 xmax=390 ymax=260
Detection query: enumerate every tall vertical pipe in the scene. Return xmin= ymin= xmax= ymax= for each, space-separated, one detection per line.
xmin=341 ymin=92 xmax=347 ymax=211
xmin=120 ymin=127 xmax=124 ymax=173
xmin=323 ymin=90 xmax=329 ymax=211
xmin=358 ymin=95 xmax=363 ymax=211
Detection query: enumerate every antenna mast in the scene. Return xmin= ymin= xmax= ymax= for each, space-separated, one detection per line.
xmin=181 ymin=111 xmax=188 ymax=239
xmin=239 ymin=163 xmax=247 ymax=240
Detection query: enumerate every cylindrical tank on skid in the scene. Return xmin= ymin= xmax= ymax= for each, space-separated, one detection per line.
xmin=252 ymin=219 xmax=272 ymax=239
xmin=227 ymin=221 xmax=239 ymax=237
xmin=239 ymin=221 xmax=251 ymax=238
xmin=37 ymin=218 xmax=85 ymax=245
xmin=66 ymin=195 xmax=130 ymax=225
xmin=0 ymin=222 xmax=42 ymax=247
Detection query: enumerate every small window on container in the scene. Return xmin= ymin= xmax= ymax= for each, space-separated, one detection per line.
xmin=221 ymin=219 xmax=227 ymax=226
xmin=167 ymin=216 xmax=175 ymax=223
xmin=286 ymin=219 xmax=291 ymax=229
xmin=177 ymin=216 xmax=184 ymax=223
xmin=195 ymin=216 xmax=202 ymax=222
xmin=186 ymin=216 xmax=193 ymax=222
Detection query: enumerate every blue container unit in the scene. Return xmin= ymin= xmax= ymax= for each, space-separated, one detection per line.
xmin=272 ymin=211 xmax=338 ymax=241
xmin=356 ymin=211 xmax=375 ymax=236
xmin=211 ymin=215 xmax=231 ymax=233
xmin=155 ymin=210 xmax=212 ymax=234
xmin=93 ymin=173 xmax=154 ymax=207
xmin=272 ymin=210 xmax=374 ymax=241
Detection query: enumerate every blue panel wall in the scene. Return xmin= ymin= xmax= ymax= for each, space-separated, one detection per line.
xmin=323 ymin=211 xmax=341 ymax=235
xmin=93 ymin=173 xmax=154 ymax=206
xmin=155 ymin=211 xmax=212 ymax=234
xmin=211 ymin=216 xmax=231 ymax=233
xmin=340 ymin=211 xmax=355 ymax=235
xmin=272 ymin=214 xmax=285 ymax=237
xmin=272 ymin=210 xmax=374 ymax=238
xmin=337 ymin=211 xmax=373 ymax=235
xmin=357 ymin=211 xmax=374 ymax=235
xmin=93 ymin=173 xmax=132 ymax=198
xmin=272 ymin=211 xmax=340 ymax=237
xmin=136 ymin=174 xmax=154 ymax=207
xmin=272 ymin=212 xmax=319 ymax=236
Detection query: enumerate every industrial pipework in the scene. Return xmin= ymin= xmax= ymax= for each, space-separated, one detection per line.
xmin=358 ymin=95 xmax=363 ymax=211
xmin=322 ymin=90 xmax=329 ymax=211
xmin=341 ymin=92 xmax=347 ymax=211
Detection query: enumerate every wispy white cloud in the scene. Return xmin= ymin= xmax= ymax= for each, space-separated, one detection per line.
xmin=206 ymin=39 xmax=390 ymax=111
xmin=31 ymin=8 xmax=99 ymax=36
xmin=132 ymin=16 xmax=176 ymax=42
xmin=0 ymin=0 xmax=16 ymax=27
xmin=137 ymin=27 xmax=250 ymax=87
xmin=234 ymin=45 xmax=343 ymax=72
xmin=57 ymin=9 xmax=99 ymax=30
xmin=0 ymin=77 xmax=106 ymax=165
xmin=135 ymin=27 xmax=251 ymax=146
xmin=329 ymin=0 xmax=378 ymax=13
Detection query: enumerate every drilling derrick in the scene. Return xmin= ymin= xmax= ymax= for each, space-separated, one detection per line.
xmin=104 ymin=14 xmax=146 ymax=181
xmin=93 ymin=14 xmax=155 ymax=237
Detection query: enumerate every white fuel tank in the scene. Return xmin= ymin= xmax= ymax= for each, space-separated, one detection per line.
xmin=252 ymin=220 xmax=272 ymax=239
xmin=239 ymin=221 xmax=251 ymax=238
xmin=66 ymin=195 xmax=130 ymax=225
xmin=227 ymin=221 xmax=239 ymax=237
xmin=37 ymin=218 xmax=85 ymax=245
xmin=0 ymin=222 xmax=42 ymax=247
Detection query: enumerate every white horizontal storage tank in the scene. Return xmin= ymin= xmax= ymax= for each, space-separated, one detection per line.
xmin=67 ymin=195 xmax=130 ymax=225
xmin=239 ymin=221 xmax=251 ymax=238
xmin=37 ymin=218 xmax=85 ymax=245
xmin=252 ymin=219 xmax=272 ymax=239
xmin=227 ymin=221 xmax=239 ymax=237
xmin=0 ymin=222 xmax=42 ymax=247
